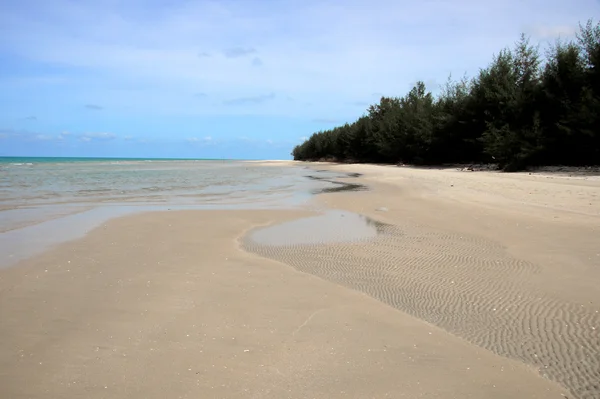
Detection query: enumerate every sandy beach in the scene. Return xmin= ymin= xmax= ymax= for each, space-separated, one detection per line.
xmin=276 ymin=163 xmax=600 ymax=398
xmin=2 ymin=162 xmax=599 ymax=398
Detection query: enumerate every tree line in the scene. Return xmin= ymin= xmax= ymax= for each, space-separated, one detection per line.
xmin=292 ymin=20 xmax=600 ymax=171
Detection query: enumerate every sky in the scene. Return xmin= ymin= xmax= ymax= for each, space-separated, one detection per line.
xmin=0 ymin=0 xmax=598 ymax=159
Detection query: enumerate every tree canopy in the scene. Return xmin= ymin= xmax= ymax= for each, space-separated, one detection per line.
xmin=292 ymin=20 xmax=600 ymax=171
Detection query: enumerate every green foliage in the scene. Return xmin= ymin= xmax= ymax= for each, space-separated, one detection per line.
xmin=292 ymin=19 xmax=600 ymax=171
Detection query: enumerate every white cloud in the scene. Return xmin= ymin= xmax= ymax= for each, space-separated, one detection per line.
xmin=529 ymin=25 xmax=579 ymax=39
xmin=57 ymin=131 xmax=71 ymax=140
xmin=79 ymin=132 xmax=116 ymax=142
xmin=1 ymin=0 xmax=597 ymax=119
xmin=0 ymin=128 xmax=72 ymax=142
xmin=186 ymin=136 xmax=212 ymax=144
xmin=34 ymin=134 xmax=54 ymax=141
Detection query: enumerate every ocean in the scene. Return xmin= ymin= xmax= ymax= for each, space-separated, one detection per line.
xmin=0 ymin=157 xmax=357 ymax=267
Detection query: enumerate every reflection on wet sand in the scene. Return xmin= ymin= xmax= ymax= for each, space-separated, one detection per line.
xmin=246 ymin=210 xmax=390 ymax=246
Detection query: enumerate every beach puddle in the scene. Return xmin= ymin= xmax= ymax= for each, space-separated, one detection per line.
xmin=0 ymin=202 xmax=296 ymax=269
xmin=247 ymin=210 xmax=386 ymax=246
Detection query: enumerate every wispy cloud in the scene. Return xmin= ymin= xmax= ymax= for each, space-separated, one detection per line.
xmin=79 ymin=132 xmax=116 ymax=142
xmin=223 ymin=47 xmax=256 ymax=58
xmin=34 ymin=134 xmax=54 ymax=141
xmin=0 ymin=128 xmax=73 ymax=142
xmin=194 ymin=92 xmax=207 ymax=98
xmin=251 ymin=57 xmax=263 ymax=67
xmin=0 ymin=128 xmax=27 ymax=137
xmin=58 ymin=131 xmax=71 ymax=140
xmin=2 ymin=0 xmax=594 ymax=115
xmin=0 ymin=128 xmax=52 ymax=141
xmin=23 ymin=116 xmax=37 ymax=121
xmin=85 ymin=104 xmax=104 ymax=110
xmin=224 ymin=93 xmax=275 ymax=106
xmin=528 ymin=24 xmax=579 ymax=39
xmin=186 ymin=136 xmax=213 ymax=144
xmin=0 ymin=0 xmax=597 ymax=159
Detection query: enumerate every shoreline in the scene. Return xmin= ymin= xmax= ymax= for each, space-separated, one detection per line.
xmin=303 ymin=162 xmax=600 ymax=219
xmin=2 ymin=162 xmax=599 ymax=397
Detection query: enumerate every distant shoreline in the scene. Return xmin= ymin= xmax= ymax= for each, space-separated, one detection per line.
xmin=256 ymin=159 xmax=600 ymax=180
xmin=0 ymin=156 xmax=268 ymax=163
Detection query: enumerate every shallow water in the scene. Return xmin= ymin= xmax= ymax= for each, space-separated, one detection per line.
xmin=247 ymin=210 xmax=386 ymax=246
xmin=1 ymin=204 xmax=261 ymax=268
xmin=0 ymin=160 xmax=358 ymax=229
xmin=0 ymin=159 xmax=365 ymax=268
xmin=1 ymin=160 xmax=314 ymax=209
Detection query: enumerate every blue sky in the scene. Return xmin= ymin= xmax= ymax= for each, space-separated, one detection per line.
xmin=0 ymin=0 xmax=598 ymax=159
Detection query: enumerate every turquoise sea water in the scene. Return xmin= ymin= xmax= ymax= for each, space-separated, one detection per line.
xmin=1 ymin=159 xmax=299 ymax=207
xmin=0 ymin=156 xmax=224 ymax=164
xmin=0 ymin=158 xmax=342 ymax=222
xmin=0 ymin=158 xmax=359 ymax=267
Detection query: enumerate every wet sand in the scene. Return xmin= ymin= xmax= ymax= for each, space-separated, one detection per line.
xmin=247 ymin=163 xmax=599 ymax=398
xmin=2 ymin=162 xmax=598 ymax=398
xmin=0 ymin=210 xmax=567 ymax=398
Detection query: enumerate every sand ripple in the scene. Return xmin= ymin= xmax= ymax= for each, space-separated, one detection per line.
xmin=244 ymin=220 xmax=600 ymax=399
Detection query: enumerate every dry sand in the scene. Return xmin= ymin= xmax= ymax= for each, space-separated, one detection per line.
xmin=0 ymin=209 xmax=568 ymax=398
xmin=246 ymin=163 xmax=599 ymax=398
xmin=2 ymin=162 xmax=599 ymax=398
